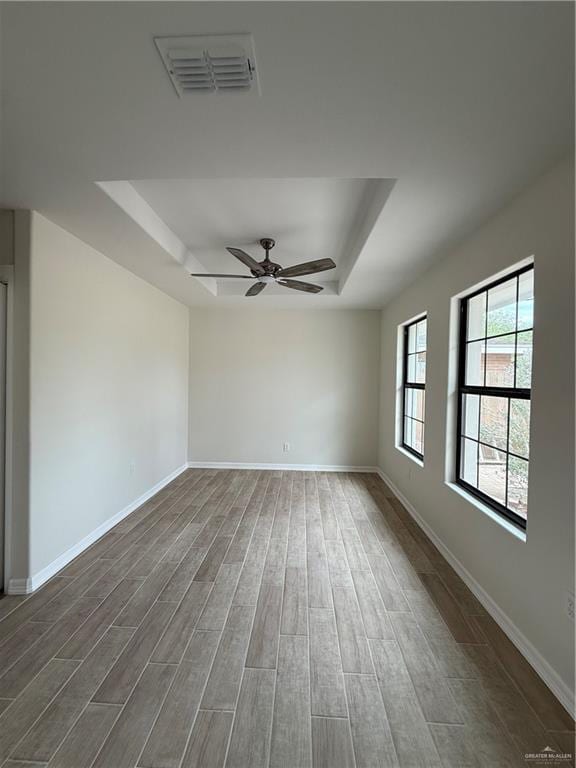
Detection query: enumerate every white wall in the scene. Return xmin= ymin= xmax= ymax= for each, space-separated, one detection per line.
xmin=189 ymin=309 xmax=380 ymax=468
xmin=28 ymin=213 xmax=189 ymax=578
xmin=378 ymin=157 xmax=574 ymax=702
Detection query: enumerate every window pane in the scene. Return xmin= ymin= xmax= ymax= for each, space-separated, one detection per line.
xmin=478 ymin=447 xmax=506 ymax=506
xmin=414 ymin=389 xmax=425 ymax=421
xmin=415 ymin=352 xmax=426 ymax=384
xmin=407 ymin=353 xmax=416 ymax=382
xmin=487 ymin=278 xmax=517 ymax=336
xmin=467 ymin=293 xmax=486 ymax=341
xmin=479 ymin=396 xmax=508 ymax=451
xmin=518 ymin=270 xmax=534 ymax=331
xmin=465 ymin=340 xmax=485 ymax=385
xmin=408 ymin=324 xmax=417 ymax=353
xmin=508 ymin=456 xmax=529 ymax=519
xmin=416 ymin=320 xmax=427 ymax=352
xmin=485 ymin=334 xmax=515 ymax=387
xmin=406 ymin=388 xmax=425 ymax=421
xmin=458 ymin=267 xmax=532 ymax=525
xmin=414 ymin=420 xmax=424 ymax=455
xmin=404 ymin=388 xmax=413 ymax=420
xmin=463 ymin=394 xmax=480 ymax=439
xmin=515 ymin=331 xmax=533 ymax=388
xmin=404 ymin=417 xmax=413 ymax=449
xmin=509 ymin=399 xmax=530 ymax=459
xmin=461 ymin=438 xmax=478 ymax=486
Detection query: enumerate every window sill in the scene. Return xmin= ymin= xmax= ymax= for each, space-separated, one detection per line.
xmin=445 ymin=481 xmax=526 ymax=542
xmin=396 ymin=445 xmax=424 ymax=468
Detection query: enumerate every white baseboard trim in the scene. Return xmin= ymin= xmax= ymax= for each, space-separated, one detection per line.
xmin=7 ymin=463 xmax=188 ymax=596
xmin=188 ymin=461 xmax=379 ymax=473
xmin=376 ymin=467 xmax=575 ymax=718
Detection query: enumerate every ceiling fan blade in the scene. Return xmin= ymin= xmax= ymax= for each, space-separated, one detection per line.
xmin=277 ymin=258 xmax=336 ymax=279
xmin=226 ymin=247 xmax=265 ymax=275
xmin=245 ymin=282 xmax=266 ymax=297
xmin=190 ymin=273 xmax=255 ymax=278
xmin=277 ymin=279 xmax=323 ymax=294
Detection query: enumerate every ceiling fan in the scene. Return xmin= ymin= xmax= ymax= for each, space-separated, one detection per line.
xmin=190 ymin=238 xmax=336 ymax=296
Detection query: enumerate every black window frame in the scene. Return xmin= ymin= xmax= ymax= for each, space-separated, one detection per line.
xmin=455 ymin=264 xmax=533 ymax=531
xmin=401 ymin=316 xmax=427 ymax=461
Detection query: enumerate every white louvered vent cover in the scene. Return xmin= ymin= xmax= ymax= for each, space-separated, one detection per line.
xmin=154 ymin=35 xmax=258 ymax=96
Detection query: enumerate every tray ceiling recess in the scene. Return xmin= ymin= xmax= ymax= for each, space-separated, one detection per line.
xmin=154 ymin=35 xmax=259 ymax=96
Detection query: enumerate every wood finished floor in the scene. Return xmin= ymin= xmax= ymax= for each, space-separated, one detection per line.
xmin=0 ymin=469 xmax=573 ymax=768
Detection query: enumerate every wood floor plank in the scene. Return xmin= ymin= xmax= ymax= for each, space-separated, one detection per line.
xmin=194 ymin=535 xmax=233 ymax=582
xmin=412 ymin=572 xmax=479 ymax=643
xmin=311 ymin=716 xmax=355 ymax=768
xmin=270 ymin=635 xmax=312 ymax=768
xmin=354 ymin=519 xmax=385 ymax=555
xmin=245 ymin=583 xmax=283 ymax=669
xmin=92 ymin=601 xmax=176 ymax=704
xmin=225 ymin=667 xmax=276 ymax=768
xmin=473 ymin=613 xmax=575 ymax=731
xmin=181 ymin=710 xmax=233 ymax=768
xmin=366 ymin=554 xmax=411 ymax=612
xmin=233 ymin=536 xmax=270 ymax=606
xmin=332 ymin=586 xmax=373 ymax=673
xmin=91 ymin=663 xmax=176 ymax=768
xmin=270 ymin=473 xmax=292 ymax=542
xmin=113 ymin=561 xmax=178 ymax=628
xmin=158 ymin=548 xmax=206 ymax=602
xmin=429 ymin=720 xmax=526 ymax=768
xmin=433 ymin=559 xmax=488 ymax=616
xmin=309 ymin=607 xmax=348 ymax=718
xmin=159 ymin=523 xmax=204 ymax=566
xmin=139 ymin=630 xmax=221 ymax=768
xmin=0 ymin=658 xmax=80 ymax=763
xmin=340 ymin=527 xmax=370 ymax=571
xmin=447 ymin=677 xmax=544 ymax=763
xmin=389 ymin=612 xmax=462 ymax=724
xmin=350 ymin=569 xmax=395 ymax=640
xmin=261 ymin=538 xmax=287 ymax=586
xmin=307 ymin=567 xmax=333 ymax=608
xmin=0 ymin=620 xmax=51 ymax=678
xmin=281 ymin=566 xmax=308 ymax=635
xmin=0 ymin=578 xmax=71 ymax=645
xmin=344 ymin=673 xmax=399 ymax=767
xmin=201 ymin=605 xmax=255 ymax=711
xmin=318 ymin=485 xmax=339 ymax=541
xmin=325 ymin=540 xmax=354 ymax=588
xmin=370 ymin=638 xmax=443 ymax=768
xmin=0 ymin=597 xmax=100 ymax=698
xmin=32 ymin=559 xmax=116 ymax=621
xmin=7 ymin=469 xmax=571 ymax=768
xmin=197 ymin=563 xmax=242 ymax=631
xmin=151 ymin=581 xmax=212 ymax=664
xmin=82 ymin=545 xmax=149 ymax=599
xmin=57 ymin=579 xmax=142 ymax=660
xmin=11 ymin=626 xmax=133 ymax=763
xmin=47 ymin=702 xmax=121 ymax=768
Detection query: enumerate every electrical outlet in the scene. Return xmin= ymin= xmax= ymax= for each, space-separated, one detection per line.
xmin=566 ymin=591 xmax=575 ymax=622
xmin=283 ymin=442 xmax=290 ymax=453
xmin=129 ymin=461 xmax=136 ymax=475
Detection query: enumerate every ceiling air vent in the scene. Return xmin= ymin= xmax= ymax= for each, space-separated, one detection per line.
xmin=154 ymin=35 xmax=259 ymax=96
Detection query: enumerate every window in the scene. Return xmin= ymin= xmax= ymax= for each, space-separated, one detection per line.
xmin=456 ymin=265 xmax=533 ymax=529
xmin=402 ymin=316 xmax=427 ymax=460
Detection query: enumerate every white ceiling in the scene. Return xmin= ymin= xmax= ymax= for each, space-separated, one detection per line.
xmin=131 ymin=177 xmax=378 ymax=290
xmin=0 ymin=2 xmax=573 ymax=308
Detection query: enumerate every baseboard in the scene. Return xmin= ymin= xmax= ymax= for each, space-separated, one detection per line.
xmin=187 ymin=461 xmax=379 ymax=473
xmin=7 ymin=463 xmax=188 ymax=596
xmin=376 ymin=467 xmax=575 ymax=718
